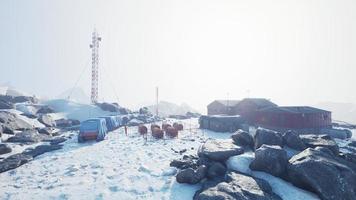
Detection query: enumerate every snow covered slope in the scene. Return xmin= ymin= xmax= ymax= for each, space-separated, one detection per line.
xmin=43 ymin=99 xmax=118 ymax=121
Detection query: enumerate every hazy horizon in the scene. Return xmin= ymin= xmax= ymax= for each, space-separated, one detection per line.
xmin=1 ymin=0 xmax=356 ymax=113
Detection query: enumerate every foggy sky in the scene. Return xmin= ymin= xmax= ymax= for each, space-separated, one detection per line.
xmin=1 ymin=0 xmax=355 ymax=112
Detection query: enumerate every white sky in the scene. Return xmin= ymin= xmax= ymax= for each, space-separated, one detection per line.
xmin=0 ymin=0 xmax=355 ymax=112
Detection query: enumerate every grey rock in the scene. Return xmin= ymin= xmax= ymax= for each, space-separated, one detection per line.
xmin=176 ymin=165 xmax=208 ymax=184
xmin=0 ymin=100 xmax=14 ymax=109
xmin=170 ymin=155 xmax=199 ymax=170
xmin=198 ymin=139 xmax=244 ymax=161
xmin=282 ymin=130 xmax=306 ymax=151
xmin=207 ymin=162 xmax=226 ymax=179
xmin=7 ymin=130 xmax=48 ymax=143
xmin=287 ymin=148 xmax=356 ymax=200
xmin=0 ymin=144 xmax=11 ymax=155
xmin=36 ymin=106 xmax=55 ymax=114
xmin=250 ymin=145 xmax=288 ymax=177
xmin=195 ymin=172 xmax=282 ymax=200
xmin=254 ymin=128 xmax=283 ymax=150
xmin=300 ymin=134 xmax=339 ymax=155
xmin=231 ymin=130 xmax=254 ymax=148
xmin=0 ymin=153 xmax=33 ymax=173
xmin=23 ymin=144 xmax=62 ymax=158
xmin=0 ymin=111 xmax=33 ymax=131
xmin=38 ymin=114 xmax=56 ymax=127
xmin=44 ymin=137 xmax=67 ymax=145
xmin=38 ymin=127 xmax=60 ymax=136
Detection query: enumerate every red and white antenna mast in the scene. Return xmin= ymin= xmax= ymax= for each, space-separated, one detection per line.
xmin=90 ymin=29 xmax=101 ymax=104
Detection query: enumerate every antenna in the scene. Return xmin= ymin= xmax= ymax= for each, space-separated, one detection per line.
xmin=90 ymin=28 xmax=101 ymax=104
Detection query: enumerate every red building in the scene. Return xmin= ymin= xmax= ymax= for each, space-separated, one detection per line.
xmin=254 ymin=106 xmax=332 ymax=132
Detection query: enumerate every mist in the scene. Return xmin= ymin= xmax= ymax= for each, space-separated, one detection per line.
xmin=1 ymin=0 xmax=356 ymax=113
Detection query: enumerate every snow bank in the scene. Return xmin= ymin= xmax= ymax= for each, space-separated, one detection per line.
xmin=44 ymin=99 xmax=118 ymax=121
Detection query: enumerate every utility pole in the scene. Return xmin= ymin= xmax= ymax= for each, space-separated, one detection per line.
xmin=90 ymin=29 xmax=101 ymax=104
xmin=155 ymin=87 xmax=159 ymax=117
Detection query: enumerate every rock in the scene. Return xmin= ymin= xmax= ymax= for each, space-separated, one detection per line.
xmin=2 ymin=125 xmax=15 ymax=135
xmin=23 ymin=144 xmax=62 ymax=158
xmin=96 ymin=102 xmax=120 ymax=112
xmin=314 ymin=146 xmax=334 ymax=156
xmin=12 ymin=96 xmax=38 ymax=104
xmin=282 ymin=130 xmax=306 ymax=151
xmin=254 ymin=128 xmax=283 ymax=149
xmin=0 ymin=144 xmax=11 ymax=155
xmin=44 ymin=137 xmax=67 ymax=145
xmin=0 ymin=100 xmax=14 ymax=109
xmin=38 ymin=114 xmax=56 ymax=127
xmin=250 ymin=145 xmax=288 ymax=177
xmin=340 ymin=152 xmax=356 ymax=164
xmin=55 ymin=118 xmax=79 ymax=128
xmin=300 ymin=134 xmax=339 ymax=155
xmin=207 ymin=162 xmax=226 ymax=179
xmin=36 ymin=105 xmax=55 ymax=114
xmin=198 ymin=139 xmax=244 ymax=161
xmin=0 ymin=153 xmax=33 ymax=173
xmin=38 ymin=127 xmax=60 ymax=136
xmin=349 ymin=141 xmax=356 ymax=148
xmin=320 ymin=128 xmax=352 ymax=139
xmin=176 ymin=165 xmax=207 ymax=184
xmin=7 ymin=130 xmax=47 ymax=143
xmin=287 ymin=148 xmax=356 ymax=200
xmin=20 ymin=113 xmax=37 ymax=119
xmin=0 ymin=111 xmax=33 ymax=131
xmin=195 ymin=172 xmax=282 ymax=200
xmin=231 ymin=129 xmax=254 ymax=148
xmin=170 ymin=155 xmax=199 ymax=170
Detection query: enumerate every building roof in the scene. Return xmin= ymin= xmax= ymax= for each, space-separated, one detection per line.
xmin=259 ymin=106 xmax=331 ymax=114
xmin=240 ymin=98 xmax=277 ymax=108
xmin=213 ymin=100 xmax=240 ymax=107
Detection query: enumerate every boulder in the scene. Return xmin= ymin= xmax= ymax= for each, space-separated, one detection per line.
xmin=38 ymin=127 xmax=60 ymax=136
xmin=349 ymin=141 xmax=356 ymax=148
xmin=287 ymin=148 xmax=356 ymax=200
xmin=44 ymin=137 xmax=67 ymax=145
xmin=254 ymin=128 xmax=283 ymax=149
xmin=176 ymin=165 xmax=207 ymax=184
xmin=170 ymin=155 xmax=199 ymax=170
xmin=96 ymin=102 xmax=120 ymax=112
xmin=300 ymin=134 xmax=339 ymax=155
xmin=55 ymin=118 xmax=80 ymax=128
xmin=38 ymin=114 xmax=56 ymax=127
xmin=207 ymin=162 xmax=226 ymax=179
xmin=23 ymin=144 xmax=62 ymax=158
xmin=0 ymin=111 xmax=33 ymax=131
xmin=231 ymin=130 xmax=254 ymax=148
xmin=36 ymin=106 xmax=55 ymax=114
xmin=0 ymin=144 xmax=11 ymax=155
xmin=7 ymin=130 xmax=47 ymax=143
xmin=13 ymin=96 xmax=38 ymax=104
xmin=0 ymin=100 xmax=14 ymax=109
xmin=0 ymin=153 xmax=33 ymax=173
xmin=340 ymin=152 xmax=356 ymax=164
xmin=195 ymin=172 xmax=282 ymax=200
xmin=282 ymin=130 xmax=306 ymax=151
xmin=250 ymin=145 xmax=288 ymax=177
xmin=198 ymin=139 xmax=244 ymax=161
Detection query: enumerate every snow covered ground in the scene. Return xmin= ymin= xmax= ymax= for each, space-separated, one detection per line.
xmin=1 ymin=118 xmax=347 ymax=200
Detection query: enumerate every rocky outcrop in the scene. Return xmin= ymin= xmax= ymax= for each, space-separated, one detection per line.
xmin=0 ymin=95 xmax=38 ymax=104
xmin=176 ymin=165 xmax=207 ymax=184
xmin=287 ymin=148 xmax=356 ymax=200
xmin=207 ymin=162 xmax=226 ymax=179
xmin=250 ymin=145 xmax=288 ymax=177
xmin=23 ymin=144 xmax=62 ymax=158
xmin=7 ymin=130 xmax=48 ymax=143
xmin=195 ymin=172 xmax=282 ymax=200
xmin=0 ymin=144 xmax=11 ymax=155
xmin=38 ymin=114 xmax=56 ymax=127
xmin=0 ymin=153 xmax=33 ymax=173
xmin=231 ymin=130 xmax=254 ymax=148
xmin=0 ymin=111 xmax=33 ymax=132
xmin=282 ymin=130 xmax=306 ymax=151
xmin=36 ymin=106 xmax=55 ymax=114
xmin=38 ymin=127 xmax=60 ymax=136
xmin=0 ymin=100 xmax=14 ymax=109
xmin=198 ymin=139 xmax=244 ymax=161
xmin=254 ymin=128 xmax=283 ymax=149
xmin=300 ymin=134 xmax=339 ymax=155
xmin=170 ymin=155 xmax=199 ymax=170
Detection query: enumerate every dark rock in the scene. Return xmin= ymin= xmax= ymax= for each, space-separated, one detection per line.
xmin=282 ymin=130 xmax=306 ymax=151
xmin=300 ymin=134 xmax=339 ymax=155
xmin=195 ymin=172 xmax=282 ymax=200
xmin=340 ymin=152 xmax=356 ymax=164
xmin=36 ymin=106 xmax=55 ymax=114
xmin=38 ymin=114 xmax=56 ymax=127
xmin=207 ymin=162 xmax=226 ymax=179
xmin=254 ymin=128 xmax=283 ymax=149
xmin=0 ymin=144 xmax=11 ymax=155
xmin=0 ymin=100 xmax=14 ymax=109
xmin=0 ymin=153 xmax=33 ymax=173
xmin=198 ymin=139 xmax=244 ymax=161
xmin=7 ymin=130 xmax=47 ymax=143
xmin=38 ymin=127 xmax=60 ymax=136
xmin=250 ymin=145 xmax=288 ymax=177
xmin=20 ymin=113 xmax=37 ymax=119
xmin=314 ymin=146 xmax=334 ymax=156
xmin=170 ymin=155 xmax=199 ymax=170
xmin=349 ymin=141 xmax=356 ymax=148
xmin=12 ymin=96 xmax=38 ymax=104
xmin=0 ymin=111 xmax=33 ymax=131
xmin=23 ymin=144 xmax=62 ymax=158
xmin=231 ymin=130 xmax=254 ymax=148
xmin=44 ymin=137 xmax=67 ymax=145
xmin=287 ymin=148 xmax=356 ymax=200
xmin=96 ymin=102 xmax=120 ymax=112
xmin=2 ymin=125 xmax=15 ymax=135
xmin=176 ymin=165 xmax=207 ymax=184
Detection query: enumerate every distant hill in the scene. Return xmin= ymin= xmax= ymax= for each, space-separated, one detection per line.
xmin=316 ymin=102 xmax=356 ymax=124
xmin=57 ymin=87 xmax=90 ymax=104
xmin=145 ymin=101 xmax=199 ymax=117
